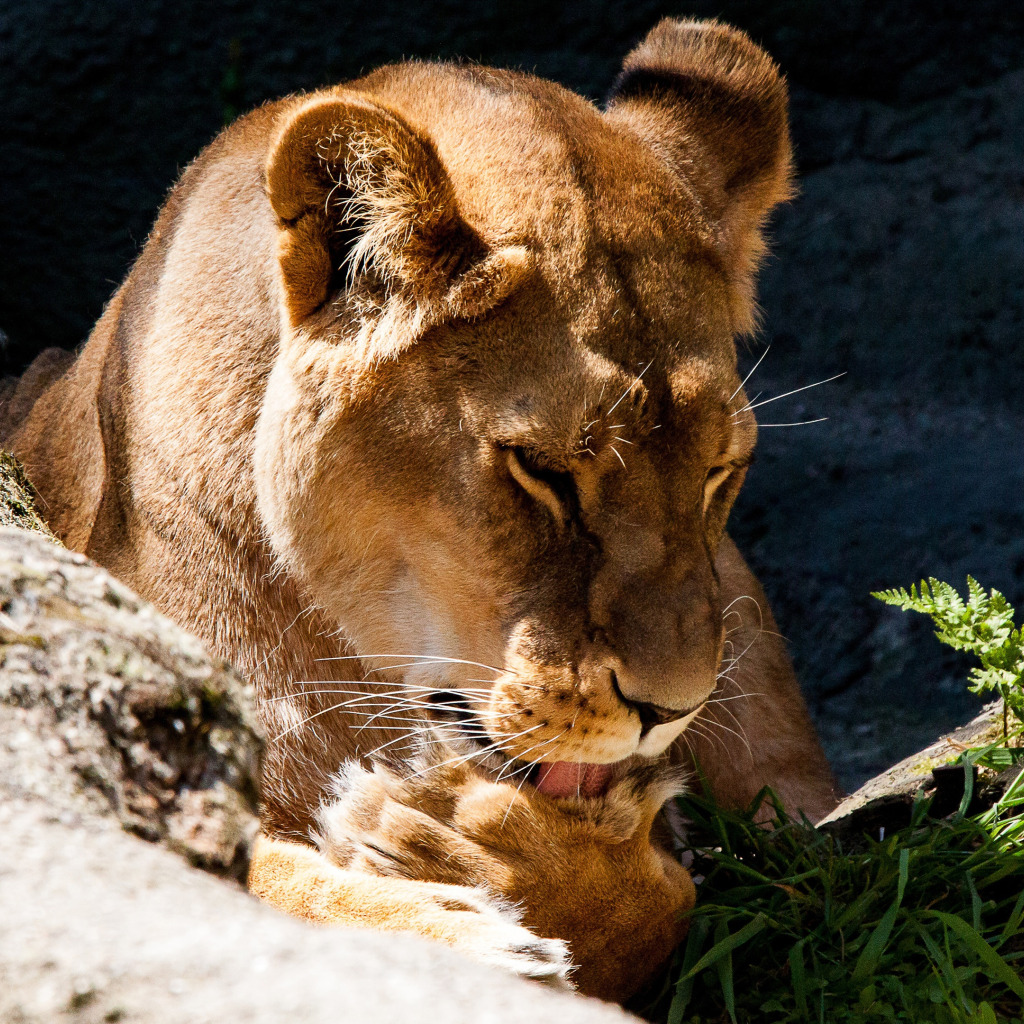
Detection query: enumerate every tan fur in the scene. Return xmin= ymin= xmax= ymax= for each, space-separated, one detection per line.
xmin=257 ymin=745 xmax=694 ymax=998
xmin=7 ymin=19 xmax=837 ymax=1001
xmin=247 ymin=834 xmax=576 ymax=987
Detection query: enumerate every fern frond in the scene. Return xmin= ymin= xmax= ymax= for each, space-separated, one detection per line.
xmin=873 ymin=577 xmax=1024 ymax=732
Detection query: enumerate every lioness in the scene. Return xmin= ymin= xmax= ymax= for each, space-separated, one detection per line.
xmin=6 ymin=18 xmax=837 ymax=1001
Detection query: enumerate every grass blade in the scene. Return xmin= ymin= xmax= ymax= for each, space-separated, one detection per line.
xmin=788 ymin=937 xmax=809 ymax=1018
xmin=925 ymin=910 xmax=1024 ymax=1000
xmin=998 ymin=890 xmax=1024 ymax=949
xmin=851 ymin=847 xmax=909 ymax=983
xmin=912 ymin=916 xmax=969 ymax=1010
xmin=681 ymin=913 xmax=768 ymax=980
xmin=713 ymin=918 xmax=738 ymax=1024
xmin=667 ymin=917 xmax=711 ymax=1024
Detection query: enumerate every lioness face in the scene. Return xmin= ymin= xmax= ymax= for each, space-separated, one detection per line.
xmin=254 ymin=51 xmax=789 ymax=788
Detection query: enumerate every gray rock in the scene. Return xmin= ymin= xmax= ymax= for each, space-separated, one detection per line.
xmin=731 ymin=64 xmax=1024 ymax=790
xmin=0 ymin=452 xmax=54 ymax=538
xmin=0 ymin=799 xmax=632 ymax=1024
xmin=0 ymin=526 xmax=262 ymax=881
xmin=0 ymin=486 xmax=631 ymax=1021
xmin=820 ymin=699 xmax=1008 ymax=830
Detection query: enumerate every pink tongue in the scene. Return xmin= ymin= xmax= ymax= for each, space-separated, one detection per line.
xmin=534 ymin=761 xmax=614 ymax=798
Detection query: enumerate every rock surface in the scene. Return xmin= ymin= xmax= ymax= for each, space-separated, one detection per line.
xmin=0 ymin=469 xmax=631 ymax=1023
xmin=0 ymin=799 xmax=631 ymax=1024
xmin=0 ymin=452 xmax=55 ymax=538
xmin=0 ymin=526 xmax=263 ymax=880
xmin=734 ymin=62 xmax=1024 ymax=789
xmin=820 ymin=700 xmax=1015 ymax=838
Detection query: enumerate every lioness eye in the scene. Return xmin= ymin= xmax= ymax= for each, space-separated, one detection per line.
xmin=505 ymin=447 xmax=573 ymax=526
xmin=702 ymin=466 xmax=732 ymax=512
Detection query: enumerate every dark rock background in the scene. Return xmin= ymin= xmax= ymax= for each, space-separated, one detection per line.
xmin=2 ymin=0 xmax=1022 ymax=791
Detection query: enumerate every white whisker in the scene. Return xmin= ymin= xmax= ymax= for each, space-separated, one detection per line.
xmin=494 ymin=732 xmax=565 ymax=785
xmin=721 ymin=594 xmax=762 ymax=616
xmin=728 ymin=345 xmax=770 ymax=404
xmin=283 ymin=686 xmax=488 ymax=704
xmin=500 ymin=742 xmax=561 ymax=828
xmin=402 ymin=725 xmax=545 ymax=781
xmin=463 ymin=677 xmax=544 ymax=692
xmin=696 ymin=709 xmax=753 ymax=760
xmin=705 ymin=691 xmax=765 ymax=704
xmin=313 ymin=653 xmax=508 ymax=676
xmin=757 ymin=418 xmax=829 ymax=428
xmin=734 ymin=372 xmax=844 ymax=416
xmin=272 ymin=701 xmax=352 ymax=742
xmin=361 ymin=727 xmax=433 ymax=760
xmin=605 ymin=360 xmax=653 ymax=417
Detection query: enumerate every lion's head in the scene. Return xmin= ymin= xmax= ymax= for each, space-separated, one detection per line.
xmin=252 ymin=19 xmax=792 ymax=795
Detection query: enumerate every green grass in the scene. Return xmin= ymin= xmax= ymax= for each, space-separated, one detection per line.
xmin=642 ymin=776 xmax=1024 ymax=1024
xmin=641 ymin=578 xmax=1024 ymax=1024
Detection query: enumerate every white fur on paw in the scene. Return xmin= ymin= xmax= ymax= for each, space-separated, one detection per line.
xmin=312 ymin=760 xmax=380 ymax=866
xmin=463 ymin=917 xmax=574 ymax=989
xmin=427 ymin=883 xmax=511 ymax=918
xmin=427 ymin=883 xmax=572 ymax=986
xmin=323 ymin=759 xmax=374 ymax=802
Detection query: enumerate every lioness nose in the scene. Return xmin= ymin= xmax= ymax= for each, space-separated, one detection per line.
xmin=610 ymin=670 xmax=702 ymax=735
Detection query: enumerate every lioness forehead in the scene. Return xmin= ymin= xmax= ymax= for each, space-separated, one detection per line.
xmin=352 ymin=62 xmax=715 ymax=268
xmin=343 ymin=62 xmax=742 ymax=402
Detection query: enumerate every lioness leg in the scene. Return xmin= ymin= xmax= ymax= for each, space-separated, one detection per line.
xmin=248 ymin=835 xmax=571 ymax=984
xmin=680 ymin=536 xmax=839 ymax=821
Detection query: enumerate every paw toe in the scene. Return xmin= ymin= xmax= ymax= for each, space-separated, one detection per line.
xmin=469 ymin=923 xmax=573 ymax=988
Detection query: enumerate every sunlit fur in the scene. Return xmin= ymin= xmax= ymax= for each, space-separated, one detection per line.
xmin=6 ymin=18 xmax=838 ymax=1001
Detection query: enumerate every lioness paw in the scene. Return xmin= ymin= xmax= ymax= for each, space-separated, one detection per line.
xmin=430 ymin=900 xmax=573 ymax=988
xmin=312 ymin=770 xmax=573 ymax=986
xmin=313 ymin=756 xmax=509 ymax=887
xmin=314 ymin=743 xmax=695 ymax=1000
xmin=466 ymin=926 xmax=572 ymax=987
xmin=249 ymin=833 xmax=571 ymax=989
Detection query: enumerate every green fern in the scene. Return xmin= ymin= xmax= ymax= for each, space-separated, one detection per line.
xmin=873 ymin=577 xmax=1024 ymax=736
xmin=645 ymin=579 xmax=1024 ymax=1024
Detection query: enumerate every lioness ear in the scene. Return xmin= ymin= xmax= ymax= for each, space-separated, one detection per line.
xmin=265 ymin=93 xmax=528 ymax=339
xmin=605 ymin=20 xmax=793 ymax=322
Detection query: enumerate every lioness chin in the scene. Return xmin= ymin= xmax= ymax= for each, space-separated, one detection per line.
xmin=6 ymin=16 xmax=838 ymax=1002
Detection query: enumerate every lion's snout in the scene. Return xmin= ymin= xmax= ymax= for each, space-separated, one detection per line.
xmin=481 ymin=656 xmax=642 ymax=766
xmin=478 ymin=633 xmax=722 ymax=767
xmin=596 ymin=577 xmax=723 ymax=718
